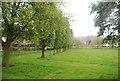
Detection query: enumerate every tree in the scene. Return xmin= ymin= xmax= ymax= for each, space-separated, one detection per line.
xmin=90 ymin=37 xmax=103 ymax=47
xmin=1 ymin=2 xmax=35 ymax=67
xmin=31 ymin=2 xmax=67 ymax=58
xmin=54 ymin=16 xmax=73 ymax=53
xmin=90 ymin=1 xmax=120 ymax=46
xmin=1 ymin=1 xmax=73 ymax=67
xmin=73 ymin=37 xmax=85 ymax=48
xmin=103 ymin=35 xmax=118 ymax=48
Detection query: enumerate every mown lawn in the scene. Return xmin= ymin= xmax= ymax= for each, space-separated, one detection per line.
xmin=2 ymin=48 xmax=118 ymax=79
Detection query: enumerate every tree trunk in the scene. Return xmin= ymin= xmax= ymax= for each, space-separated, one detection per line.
xmin=63 ymin=47 xmax=66 ymax=51
xmin=56 ymin=48 xmax=59 ymax=54
xmin=2 ymin=40 xmax=11 ymax=67
xmin=41 ymin=46 xmax=45 ymax=58
xmin=53 ymin=48 xmax=56 ymax=55
xmin=41 ymin=40 xmax=45 ymax=58
xmin=58 ymin=48 xmax=61 ymax=53
xmin=112 ymin=45 xmax=114 ymax=48
xmin=55 ymin=49 xmax=57 ymax=54
xmin=49 ymin=50 xmax=51 ymax=56
xmin=63 ymin=47 xmax=65 ymax=52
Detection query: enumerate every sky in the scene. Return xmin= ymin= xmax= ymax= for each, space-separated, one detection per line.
xmin=61 ymin=0 xmax=99 ymax=37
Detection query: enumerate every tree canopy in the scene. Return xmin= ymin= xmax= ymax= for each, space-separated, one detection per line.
xmin=90 ymin=1 xmax=120 ymax=46
xmin=1 ymin=2 xmax=73 ymax=67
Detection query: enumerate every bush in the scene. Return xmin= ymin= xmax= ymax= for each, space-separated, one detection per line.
xmin=10 ymin=47 xmax=43 ymax=51
xmin=22 ymin=48 xmax=31 ymax=51
xmin=10 ymin=48 xmax=19 ymax=51
xmin=47 ymin=47 xmax=54 ymax=50
xmin=22 ymin=47 xmax=42 ymax=51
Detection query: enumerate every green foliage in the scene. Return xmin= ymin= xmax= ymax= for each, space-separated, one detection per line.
xmin=54 ymin=17 xmax=73 ymax=49
xmin=73 ymin=37 xmax=85 ymax=47
xmin=10 ymin=47 xmax=42 ymax=51
xmin=2 ymin=2 xmax=73 ymax=64
xmin=2 ymin=2 xmax=72 ymax=46
xmin=90 ymin=1 xmax=119 ymax=44
xmin=29 ymin=2 xmax=73 ymax=49
xmin=3 ymin=48 xmax=118 ymax=79
xmin=103 ymin=35 xmax=118 ymax=46
xmin=2 ymin=2 xmax=35 ymax=39
xmin=10 ymin=48 xmax=19 ymax=51
xmin=46 ymin=47 xmax=54 ymax=50
xmin=90 ymin=37 xmax=103 ymax=46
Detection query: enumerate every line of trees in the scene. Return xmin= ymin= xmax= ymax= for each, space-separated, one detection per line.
xmin=1 ymin=2 xmax=73 ymax=67
xmin=73 ymin=36 xmax=104 ymax=48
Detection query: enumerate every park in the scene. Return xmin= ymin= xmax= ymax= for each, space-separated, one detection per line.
xmin=2 ymin=48 xmax=118 ymax=79
xmin=0 ymin=0 xmax=119 ymax=80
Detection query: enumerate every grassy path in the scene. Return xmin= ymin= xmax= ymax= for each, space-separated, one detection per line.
xmin=3 ymin=48 xmax=118 ymax=79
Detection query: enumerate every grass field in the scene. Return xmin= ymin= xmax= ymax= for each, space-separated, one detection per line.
xmin=2 ymin=48 xmax=118 ymax=79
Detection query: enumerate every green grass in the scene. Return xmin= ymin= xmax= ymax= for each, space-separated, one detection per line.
xmin=3 ymin=48 xmax=118 ymax=79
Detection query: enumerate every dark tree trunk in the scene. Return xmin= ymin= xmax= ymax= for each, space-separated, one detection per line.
xmin=55 ymin=49 xmax=57 ymax=54
xmin=49 ymin=50 xmax=51 ymax=56
xmin=53 ymin=48 xmax=56 ymax=55
xmin=41 ymin=40 xmax=45 ymax=58
xmin=2 ymin=40 xmax=11 ymax=67
xmin=41 ymin=46 xmax=45 ymax=58
xmin=112 ymin=45 xmax=114 ymax=48
xmin=63 ymin=47 xmax=66 ymax=51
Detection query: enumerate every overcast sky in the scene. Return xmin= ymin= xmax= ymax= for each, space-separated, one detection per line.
xmin=61 ymin=0 xmax=99 ymax=37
